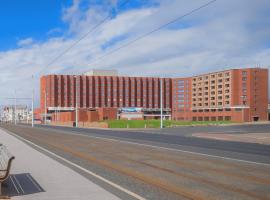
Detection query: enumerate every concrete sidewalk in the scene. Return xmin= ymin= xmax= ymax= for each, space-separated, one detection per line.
xmin=0 ymin=129 xmax=120 ymax=200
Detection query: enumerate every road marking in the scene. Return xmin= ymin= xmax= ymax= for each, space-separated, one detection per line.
xmin=6 ymin=130 xmax=145 ymax=200
xmin=36 ymin=126 xmax=270 ymax=167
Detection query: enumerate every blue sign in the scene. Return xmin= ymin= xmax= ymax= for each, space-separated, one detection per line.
xmin=120 ymin=107 xmax=142 ymax=113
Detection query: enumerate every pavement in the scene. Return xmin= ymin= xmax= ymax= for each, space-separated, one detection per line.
xmin=0 ymin=129 xmax=120 ymax=200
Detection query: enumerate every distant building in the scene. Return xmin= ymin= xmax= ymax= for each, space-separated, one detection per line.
xmin=2 ymin=105 xmax=31 ymax=122
xmin=83 ymin=69 xmax=118 ymax=76
xmin=39 ymin=73 xmax=172 ymax=123
xmin=38 ymin=67 xmax=268 ymax=123
xmin=172 ymin=68 xmax=268 ymax=122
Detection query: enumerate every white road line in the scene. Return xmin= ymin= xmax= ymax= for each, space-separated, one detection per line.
xmin=37 ymin=126 xmax=270 ymax=167
xmin=5 ymin=130 xmax=145 ymax=200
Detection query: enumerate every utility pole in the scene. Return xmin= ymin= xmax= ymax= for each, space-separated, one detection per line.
xmin=75 ymin=76 xmax=78 ymax=127
xmin=160 ymin=78 xmax=163 ymax=129
xmin=44 ymin=89 xmax=47 ymax=125
xmin=31 ymin=75 xmax=34 ymax=127
xmin=14 ymin=90 xmax=17 ymax=125
xmin=26 ymin=107 xmax=29 ymax=124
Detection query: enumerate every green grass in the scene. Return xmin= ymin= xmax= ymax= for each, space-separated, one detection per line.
xmin=105 ymin=120 xmax=233 ymax=128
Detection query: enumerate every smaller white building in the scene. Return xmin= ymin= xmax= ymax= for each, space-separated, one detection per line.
xmin=83 ymin=69 xmax=118 ymax=76
xmin=2 ymin=105 xmax=31 ymax=122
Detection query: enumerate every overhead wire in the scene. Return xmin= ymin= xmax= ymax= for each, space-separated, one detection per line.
xmin=39 ymin=0 xmax=131 ymax=74
xmin=88 ymin=0 xmax=217 ymax=67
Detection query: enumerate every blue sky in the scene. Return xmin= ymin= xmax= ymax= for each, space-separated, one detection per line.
xmin=0 ymin=0 xmax=269 ymax=104
xmin=0 ymin=0 xmax=73 ymax=50
xmin=0 ymin=0 xmax=155 ymax=50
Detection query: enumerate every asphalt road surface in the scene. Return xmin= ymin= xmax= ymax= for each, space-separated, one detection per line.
xmin=1 ymin=124 xmax=270 ymax=200
xmin=35 ymin=123 xmax=270 ymax=164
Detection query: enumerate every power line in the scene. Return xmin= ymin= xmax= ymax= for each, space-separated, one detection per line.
xmin=88 ymin=0 xmax=217 ymax=66
xmin=40 ymin=0 xmax=131 ymax=73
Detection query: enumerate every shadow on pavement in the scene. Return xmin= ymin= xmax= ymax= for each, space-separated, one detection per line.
xmin=2 ymin=173 xmax=45 ymax=197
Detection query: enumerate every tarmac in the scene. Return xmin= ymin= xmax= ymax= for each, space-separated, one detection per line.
xmin=192 ymin=132 xmax=270 ymax=145
xmin=0 ymin=128 xmax=120 ymax=200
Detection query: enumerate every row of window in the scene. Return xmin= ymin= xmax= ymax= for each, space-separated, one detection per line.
xmin=193 ymin=72 xmax=231 ymax=82
xmin=193 ymin=101 xmax=230 ymax=106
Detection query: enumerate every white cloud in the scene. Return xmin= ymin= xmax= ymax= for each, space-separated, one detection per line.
xmin=17 ymin=38 xmax=34 ymax=47
xmin=0 ymin=0 xmax=270 ymax=106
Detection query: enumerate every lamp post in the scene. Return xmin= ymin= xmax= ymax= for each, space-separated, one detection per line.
xmin=44 ymin=89 xmax=47 ymax=125
xmin=32 ymin=75 xmax=34 ymax=127
xmin=14 ymin=90 xmax=17 ymax=125
xmin=160 ymin=78 xmax=163 ymax=129
xmin=75 ymin=76 xmax=78 ymax=127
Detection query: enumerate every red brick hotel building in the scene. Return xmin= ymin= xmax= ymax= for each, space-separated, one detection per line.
xmin=39 ymin=68 xmax=268 ymax=123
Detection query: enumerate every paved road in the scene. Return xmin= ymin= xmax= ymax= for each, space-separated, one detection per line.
xmin=32 ymin=124 xmax=270 ymax=164
xmin=1 ymin=124 xmax=270 ymax=200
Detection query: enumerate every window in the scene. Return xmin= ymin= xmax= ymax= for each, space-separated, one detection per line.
xmin=178 ymin=94 xmax=184 ymax=98
xmin=225 ymin=116 xmax=231 ymax=121
xmin=242 ymin=71 xmax=247 ymax=76
xmin=178 ymin=80 xmax=184 ymax=84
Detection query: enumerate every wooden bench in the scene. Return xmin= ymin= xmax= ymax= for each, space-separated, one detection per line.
xmin=0 ymin=145 xmax=15 ymax=198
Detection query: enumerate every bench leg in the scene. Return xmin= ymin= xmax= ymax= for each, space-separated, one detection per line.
xmin=0 ymin=182 xmax=10 ymax=199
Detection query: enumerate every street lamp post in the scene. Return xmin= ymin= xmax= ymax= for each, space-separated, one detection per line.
xmin=44 ymin=90 xmax=47 ymax=125
xmin=32 ymin=75 xmax=34 ymax=127
xmin=160 ymin=78 xmax=163 ymax=129
xmin=75 ymin=76 xmax=78 ymax=127
xmin=14 ymin=91 xmax=17 ymax=125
